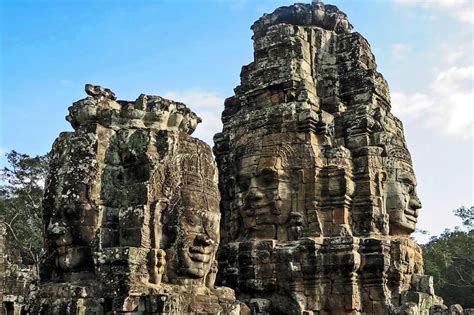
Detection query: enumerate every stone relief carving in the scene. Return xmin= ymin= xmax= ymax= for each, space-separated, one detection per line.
xmin=213 ymin=2 xmax=448 ymax=314
xmin=42 ymin=131 xmax=102 ymax=281
xmin=36 ymin=86 xmax=239 ymax=314
xmin=160 ymin=150 xmax=221 ymax=284
xmin=384 ymin=147 xmax=422 ymax=235
xmin=31 ymin=2 xmax=460 ymax=314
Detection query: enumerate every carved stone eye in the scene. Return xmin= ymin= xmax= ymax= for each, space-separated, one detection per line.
xmin=401 ymin=179 xmax=415 ymax=194
xmin=259 ymin=168 xmax=277 ymax=186
xmin=237 ymin=175 xmax=250 ymax=191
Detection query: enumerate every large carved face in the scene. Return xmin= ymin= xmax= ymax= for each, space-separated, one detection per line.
xmin=385 ymin=165 xmax=422 ymax=235
xmin=46 ymin=184 xmax=97 ymax=272
xmin=164 ymin=151 xmax=221 ymax=281
xmin=235 ymin=151 xmax=294 ymax=240
xmin=175 ymin=193 xmax=220 ymax=278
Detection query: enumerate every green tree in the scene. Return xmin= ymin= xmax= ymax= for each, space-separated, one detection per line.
xmin=0 ymin=150 xmax=49 ymax=268
xmin=422 ymin=206 xmax=474 ymax=307
xmin=453 ymin=205 xmax=474 ymax=229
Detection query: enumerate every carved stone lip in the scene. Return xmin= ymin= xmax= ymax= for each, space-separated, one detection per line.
xmin=188 ymin=252 xmax=211 ymax=263
xmin=189 ymin=245 xmax=213 ymax=255
xmin=405 ymin=209 xmax=418 ymax=222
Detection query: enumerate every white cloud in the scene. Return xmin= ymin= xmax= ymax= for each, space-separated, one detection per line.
xmin=0 ymin=148 xmax=5 ymax=155
xmin=162 ymin=90 xmax=225 ymax=146
xmin=391 ymin=66 xmax=474 ymax=138
xmin=393 ymin=0 xmax=474 ymax=24
xmin=391 ymin=43 xmax=412 ymax=59
xmin=391 ymin=92 xmax=432 ymax=118
xmin=443 ymin=48 xmax=465 ymax=64
xmin=162 ymin=90 xmax=223 ymax=111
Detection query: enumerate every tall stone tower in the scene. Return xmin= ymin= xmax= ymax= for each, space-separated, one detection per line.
xmin=214 ymin=2 xmax=443 ymax=314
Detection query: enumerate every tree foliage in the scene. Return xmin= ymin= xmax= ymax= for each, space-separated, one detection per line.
xmin=422 ymin=206 xmax=474 ymax=307
xmin=0 ymin=150 xmax=49 ymax=266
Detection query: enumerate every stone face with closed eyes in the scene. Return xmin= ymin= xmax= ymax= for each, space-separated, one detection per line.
xmin=36 ymin=85 xmax=239 ymax=315
xmin=213 ymin=2 xmax=445 ymax=314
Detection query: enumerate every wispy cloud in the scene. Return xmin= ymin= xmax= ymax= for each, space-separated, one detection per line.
xmin=443 ymin=49 xmax=465 ymax=64
xmin=391 ymin=66 xmax=474 ymax=138
xmin=162 ymin=90 xmax=223 ymax=111
xmin=0 ymin=148 xmax=5 ymax=155
xmin=391 ymin=43 xmax=412 ymax=59
xmin=393 ymin=0 xmax=474 ymax=24
xmin=162 ymin=90 xmax=224 ymax=146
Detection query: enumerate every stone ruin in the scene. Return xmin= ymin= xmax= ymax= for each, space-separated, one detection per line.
xmin=213 ymin=2 xmax=462 ymax=315
xmin=35 ymin=85 xmax=239 ymax=314
xmin=27 ymin=2 xmax=469 ymax=315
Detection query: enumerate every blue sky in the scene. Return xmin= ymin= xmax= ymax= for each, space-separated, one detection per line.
xmin=1 ymin=0 xmax=473 ymax=242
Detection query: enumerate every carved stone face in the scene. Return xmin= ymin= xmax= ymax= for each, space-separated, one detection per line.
xmin=236 ymin=154 xmax=293 ymax=239
xmin=46 ymin=185 xmax=97 ymax=272
xmin=176 ymin=200 xmax=220 ymax=278
xmin=385 ymin=166 xmax=422 ymax=235
xmin=164 ymin=149 xmax=221 ymax=281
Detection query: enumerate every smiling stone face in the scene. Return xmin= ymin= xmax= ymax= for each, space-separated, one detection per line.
xmin=176 ymin=205 xmax=220 ymax=278
xmin=160 ymin=138 xmax=221 ymax=284
xmin=237 ymin=157 xmax=282 ymax=239
xmin=46 ymin=193 xmax=97 ymax=272
xmin=42 ymin=130 xmax=102 ymax=280
xmin=383 ymin=146 xmax=422 ymax=236
xmin=385 ymin=164 xmax=422 ymax=235
xmin=233 ymin=144 xmax=300 ymax=241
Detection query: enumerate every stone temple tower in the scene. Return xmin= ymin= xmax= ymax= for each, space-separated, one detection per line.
xmin=214 ymin=2 xmax=445 ymax=314
xmin=36 ymin=85 xmax=239 ymax=314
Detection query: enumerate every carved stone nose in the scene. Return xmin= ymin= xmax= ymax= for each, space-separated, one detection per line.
xmin=247 ymin=187 xmax=264 ymax=201
xmin=195 ymin=233 xmax=214 ymax=246
xmin=410 ymin=194 xmax=422 ymax=210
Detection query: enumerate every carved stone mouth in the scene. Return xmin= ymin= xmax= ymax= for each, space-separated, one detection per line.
xmin=190 ymin=245 xmax=213 ymax=254
xmin=188 ymin=252 xmax=211 ymax=263
xmin=188 ymin=245 xmax=213 ymax=263
xmin=405 ymin=209 xmax=418 ymax=222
